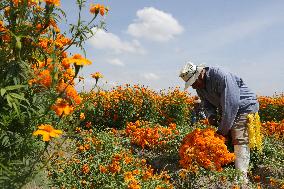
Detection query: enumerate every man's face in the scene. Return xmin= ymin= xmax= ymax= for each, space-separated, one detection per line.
xmin=191 ymin=73 xmax=205 ymax=89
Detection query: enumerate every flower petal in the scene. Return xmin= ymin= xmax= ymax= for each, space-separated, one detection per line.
xmin=42 ymin=133 xmax=51 ymax=141
xmin=33 ymin=130 xmax=48 ymax=136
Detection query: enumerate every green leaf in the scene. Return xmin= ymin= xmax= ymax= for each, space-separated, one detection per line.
xmin=0 ymin=88 xmax=6 ymax=96
xmin=12 ymin=102 xmax=19 ymax=115
xmin=6 ymin=94 xmax=12 ymax=108
xmin=10 ymin=93 xmax=26 ymax=101
xmin=0 ymin=163 xmax=12 ymax=175
xmin=1 ymin=135 xmax=9 ymax=147
xmin=5 ymin=85 xmax=26 ymax=91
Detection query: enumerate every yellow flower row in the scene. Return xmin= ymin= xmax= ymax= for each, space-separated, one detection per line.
xmin=247 ymin=113 xmax=263 ymax=152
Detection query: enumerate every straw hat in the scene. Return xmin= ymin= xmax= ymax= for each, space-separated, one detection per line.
xmin=179 ymin=61 xmax=205 ymax=90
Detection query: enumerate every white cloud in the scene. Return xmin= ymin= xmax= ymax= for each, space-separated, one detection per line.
xmin=142 ymin=73 xmax=160 ymax=80
xmin=107 ymin=58 xmax=125 ymax=66
xmin=127 ymin=7 xmax=184 ymax=42
xmin=88 ymin=29 xmax=145 ymax=54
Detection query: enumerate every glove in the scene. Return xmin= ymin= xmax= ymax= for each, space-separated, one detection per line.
xmin=208 ymin=115 xmax=217 ymax=126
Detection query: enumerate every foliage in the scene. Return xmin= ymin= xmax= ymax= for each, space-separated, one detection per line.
xmin=48 ymin=129 xmax=173 ymax=189
xmin=0 ymin=0 xmax=106 ymax=188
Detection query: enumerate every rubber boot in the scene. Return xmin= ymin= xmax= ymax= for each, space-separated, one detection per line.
xmin=234 ymin=144 xmax=250 ymax=184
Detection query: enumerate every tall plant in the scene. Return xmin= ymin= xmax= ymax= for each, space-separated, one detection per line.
xmin=0 ymin=0 xmax=107 ymax=188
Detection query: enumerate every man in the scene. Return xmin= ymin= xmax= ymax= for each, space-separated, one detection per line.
xmin=179 ymin=61 xmax=259 ymax=183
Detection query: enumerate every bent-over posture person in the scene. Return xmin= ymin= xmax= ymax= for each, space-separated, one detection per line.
xmin=179 ymin=61 xmax=259 ymax=183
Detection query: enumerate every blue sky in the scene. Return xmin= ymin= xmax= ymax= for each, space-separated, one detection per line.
xmin=60 ymin=0 xmax=284 ymax=95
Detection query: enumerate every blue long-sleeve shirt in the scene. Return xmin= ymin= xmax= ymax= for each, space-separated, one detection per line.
xmin=196 ymin=67 xmax=259 ymax=136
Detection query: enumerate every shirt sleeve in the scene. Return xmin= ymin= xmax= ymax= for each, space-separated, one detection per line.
xmin=218 ymin=72 xmax=240 ymax=136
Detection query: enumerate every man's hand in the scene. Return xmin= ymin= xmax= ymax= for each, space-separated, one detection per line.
xmin=216 ymin=130 xmax=228 ymax=142
xmin=216 ymin=129 xmax=223 ymax=136
xmin=216 ymin=130 xmax=230 ymax=144
xmin=208 ymin=115 xmax=217 ymax=126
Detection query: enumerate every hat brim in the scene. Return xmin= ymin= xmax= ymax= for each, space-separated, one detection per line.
xmin=184 ymin=67 xmax=204 ymax=90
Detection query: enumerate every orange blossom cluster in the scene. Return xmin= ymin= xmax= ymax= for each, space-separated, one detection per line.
xmin=125 ymin=120 xmax=178 ymax=149
xmin=258 ymin=95 xmax=284 ymax=109
xmin=179 ymin=128 xmax=235 ymax=172
xmin=261 ymin=120 xmax=284 ymax=139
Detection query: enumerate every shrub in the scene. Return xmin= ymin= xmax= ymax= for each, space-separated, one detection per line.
xmin=258 ymin=95 xmax=284 ymax=122
xmin=79 ymin=85 xmax=194 ymax=130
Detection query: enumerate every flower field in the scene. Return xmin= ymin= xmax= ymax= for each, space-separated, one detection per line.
xmin=0 ymin=1 xmax=283 ymax=189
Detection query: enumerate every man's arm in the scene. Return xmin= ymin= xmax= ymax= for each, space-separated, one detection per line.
xmin=203 ymin=99 xmax=217 ymax=118
xmin=197 ymin=93 xmax=217 ymax=125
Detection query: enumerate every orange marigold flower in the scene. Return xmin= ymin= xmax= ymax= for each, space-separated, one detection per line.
xmin=91 ymin=72 xmax=103 ymax=80
xmin=179 ymin=128 xmax=235 ymax=171
xmin=80 ymin=113 xmax=85 ymax=120
xmin=90 ymin=4 xmax=108 ymax=16
xmin=51 ymin=98 xmax=74 ymax=116
xmin=124 ymin=171 xmax=135 ymax=183
xmin=70 ymin=54 xmax=92 ymax=66
xmin=124 ymin=155 xmax=133 ymax=164
xmin=86 ymin=121 xmax=92 ymax=128
xmin=125 ymin=121 xmax=178 ymax=148
xmin=127 ymin=180 xmax=141 ymax=189
xmin=82 ymin=164 xmax=90 ymax=174
xmin=29 ymin=69 xmax=52 ymax=88
xmin=112 ymin=153 xmax=122 ymax=162
xmin=99 ymin=165 xmax=107 ymax=173
xmin=132 ymin=169 xmax=140 ymax=175
xmin=254 ymin=175 xmax=261 ymax=182
xmin=108 ymin=161 xmax=121 ymax=174
xmin=33 ymin=124 xmax=63 ymax=141
xmin=43 ymin=0 xmax=60 ymax=6
xmin=261 ymin=120 xmax=284 ymax=139
xmin=141 ymin=159 xmax=147 ymax=164
xmin=142 ymin=168 xmax=153 ymax=180
xmin=75 ymin=126 xmax=81 ymax=132
xmin=57 ymin=82 xmax=82 ymax=104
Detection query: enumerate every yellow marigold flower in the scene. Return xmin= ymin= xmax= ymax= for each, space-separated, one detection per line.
xmin=80 ymin=112 xmax=85 ymax=120
xmin=91 ymin=72 xmax=103 ymax=80
xmin=178 ymin=169 xmax=188 ymax=180
xmin=124 ymin=155 xmax=132 ymax=164
xmin=68 ymin=54 xmax=92 ymax=66
xmin=33 ymin=124 xmax=63 ymax=141
xmin=155 ymin=186 xmax=165 ymax=189
xmin=128 ymin=180 xmax=141 ymax=189
xmin=124 ymin=171 xmax=135 ymax=183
